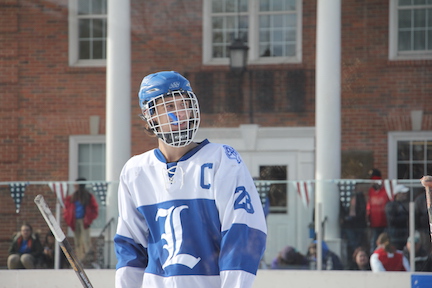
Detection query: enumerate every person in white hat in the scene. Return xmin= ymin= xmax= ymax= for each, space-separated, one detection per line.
xmin=385 ymin=184 xmax=410 ymax=250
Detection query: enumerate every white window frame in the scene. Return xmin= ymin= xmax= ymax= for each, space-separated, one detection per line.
xmin=69 ymin=135 xmax=106 ymax=236
xmin=202 ymin=0 xmax=302 ymax=66
xmin=389 ymin=0 xmax=432 ymax=60
xmin=68 ymin=0 xmax=107 ymax=67
xmin=388 ymin=131 xmax=432 ymax=180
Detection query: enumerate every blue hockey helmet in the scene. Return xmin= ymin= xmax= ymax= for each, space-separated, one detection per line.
xmin=138 ymin=71 xmax=200 ymax=147
xmin=138 ymin=71 xmax=193 ymax=109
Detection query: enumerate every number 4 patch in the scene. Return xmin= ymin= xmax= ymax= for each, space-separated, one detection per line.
xmin=234 ymin=186 xmax=255 ymax=213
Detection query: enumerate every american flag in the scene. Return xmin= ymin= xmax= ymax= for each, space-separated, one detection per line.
xmin=92 ymin=182 xmax=108 ymax=206
xmin=10 ymin=182 xmax=28 ymax=213
xmin=295 ymin=181 xmax=314 ymax=209
xmin=48 ymin=182 xmax=68 ymax=208
xmin=384 ymin=179 xmax=398 ymax=200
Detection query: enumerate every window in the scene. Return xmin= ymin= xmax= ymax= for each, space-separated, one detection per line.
xmin=257 ymin=165 xmax=288 ymax=213
xmin=69 ymin=135 xmax=106 ymax=235
xmin=69 ymin=0 xmax=107 ymax=66
xmin=389 ymin=0 xmax=432 ymax=60
xmin=203 ymin=0 xmax=302 ymax=65
xmin=388 ymin=131 xmax=432 ymax=180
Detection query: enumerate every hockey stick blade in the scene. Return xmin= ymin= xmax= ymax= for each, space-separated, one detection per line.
xmin=34 ymin=194 xmax=94 ymax=288
xmin=420 ymin=176 xmax=432 ymax=242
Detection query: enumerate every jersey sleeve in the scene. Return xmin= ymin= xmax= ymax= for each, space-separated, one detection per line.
xmin=114 ymin=167 xmax=149 ymax=288
xmin=212 ymin=145 xmax=267 ymax=287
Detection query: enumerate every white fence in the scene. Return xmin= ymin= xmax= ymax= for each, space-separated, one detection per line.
xmin=1 ymin=269 xmax=430 ymax=288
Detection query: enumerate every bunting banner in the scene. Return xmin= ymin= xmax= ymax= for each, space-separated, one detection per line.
xmin=384 ymin=179 xmax=398 ymax=200
xmin=48 ymin=182 xmax=68 ymax=208
xmin=295 ymin=181 xmax=313 ymax=209
xmin=92 ymin=182 xmax=108 ymax=206
xmin=10 ymin=182 xmax=28 ymax=213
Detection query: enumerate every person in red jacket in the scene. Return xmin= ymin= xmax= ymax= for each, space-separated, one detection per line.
xmin=370 ymin=232 xmax=410 ymax=272
xmin=63 ymin=178 xmax=99 ymax=261
xmin=366 ymin=169 xmax=389 ymax=253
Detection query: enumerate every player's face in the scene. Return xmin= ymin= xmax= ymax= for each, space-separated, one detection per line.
xmin=154 ymin=94 xmax=192 ymax=132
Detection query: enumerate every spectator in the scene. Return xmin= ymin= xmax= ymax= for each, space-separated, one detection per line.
xmin=414 ymin=191 xmax=432 ymax=253
xmin=403 ymin=231 xmax=432 ymax=272
xmin=39 ymin=231 xmax=68 ymax=269
xmin=370 ymin=232 xmax=410 ymax=272
xmin=271 ymin=246 xmax=309 ymax=269
xmin=63 ymin=177 xmax=99 ymax=261
xmin=340 ymin=187 xmax=367 ymax=267
xmin=366 ymin=169 xmax=390 ymax=253
xmin=306 ymin=240 xmax=344 ymax=270
xmin=40 ymin=231 xmax=55 ymax=268
xmin=7 ymin=222 xmax=43 ymax=269
xmin=385 ymin=184 xmax=409 ymax=250
xmin=348 ymin=247 xmax=371 ymax=270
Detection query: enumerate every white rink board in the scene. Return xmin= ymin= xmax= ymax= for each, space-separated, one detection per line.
xmin=0 ymin=269 xmax=422 ymax=288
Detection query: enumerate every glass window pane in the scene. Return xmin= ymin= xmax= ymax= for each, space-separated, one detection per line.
xmin=78 ymin=0 xmax=90 ymax=14
xmin=260 ymin=30 xmax=270 ymax=42
xmin=273 ymin=30 xmax=283 ymax=42
xmin=93 ymin=19 xmax=104 ymax=37
xmin=414 ymin=30 xmax=426 ymax=50
xmin=399 ymin=10 xmax=412 ymax=29
xmin=398 ymin=141 xmax=410 ymax=160
xmin=397 ymin=163 xmax=410 ymax=179
xmin=428 ymin=163 xmax=432 ymax=175
xmin=91 ymin=144 xmax=104 ymax=162
xmin=398 ymin=31 xmax=412 ymax=50
xmin=79 ymin=19 xmax=90 ymax=38
xmin=78 ymin=165 xmax=90 ymax=178
xmin=414 ymin=9 xmax=426 ymax=28
xmin=260 ymin=15 xmax=270 ymax=28
xmin=225 ymin=0 xmax=236 ymax=13
xmin=286 ymin=44 xmax=295 ymax=56
xmin=272 ymin=0 xmax=284 ymax=11
xmin=414 ymin=0 xmax=427 ymax=5
xmin=399 ymin=0 xmax=412 ymax=5
xmin=213 ymin=46 xmax=224 ymax=57
xmin=92 ymin=0 xmax=106 ymax=14
xmin=272 ymin=15 xmax=284 ymax=28
xmin=260 ymin=0 xmax=269 ymax=11
xmin=273 ymin=44 xmax=283 ymax=56
xmin=239 ymin=0 xmax=248 ymax=12
xmin=413 ymin=141 xmax=425 ymax=160
xmin=213 ymin=31 xmax=223 ymax=43
xmin=212 ymin=0 xmax=222 ymax=13
xmin=259 ymin=165 xmax=287 ymax=213
xmin=285 ymin=29 xmax=296 ymax=41
xmin=413 ymin=163 xmax=425 ymax=179
xmin=427 ymin=141 xmax=432 ymax=160
xmin=79 ymin=40 xmax=90 ymax=59
xmin=79 ymin=144 xmax=90 ymax=162
xmin=92 ymin=40 xmax=104 ymax=59
xmin=212 ymin=16 xmax=223 ymax=30
xmin=260 ymin=44 xmax=272 ymax=56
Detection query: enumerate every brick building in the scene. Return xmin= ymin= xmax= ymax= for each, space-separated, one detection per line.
xmin=0 ymin=0 xmax=431 ymax=268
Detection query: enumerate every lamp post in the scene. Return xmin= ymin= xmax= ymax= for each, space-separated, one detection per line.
xmin=228 ymin=38 xmax=248 ymax=73
xmin=228 ymin=38 xmax=253 ymax=123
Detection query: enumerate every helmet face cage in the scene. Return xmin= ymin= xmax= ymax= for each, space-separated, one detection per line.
xmin=142 ymin=90 xmax=200 ymax=147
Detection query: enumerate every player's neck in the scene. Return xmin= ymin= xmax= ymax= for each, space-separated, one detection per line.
xmin=158 ymin=140 xmax=198 ymax=162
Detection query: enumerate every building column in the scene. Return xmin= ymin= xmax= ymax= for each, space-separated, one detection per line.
xmin=315 ymin=0 xmax=341 ymax=242
xmin=105 ymin=0 xmax=131 ymax=268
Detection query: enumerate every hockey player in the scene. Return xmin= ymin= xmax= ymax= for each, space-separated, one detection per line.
xmin=114 ymin=71 xmax=267 ymax=288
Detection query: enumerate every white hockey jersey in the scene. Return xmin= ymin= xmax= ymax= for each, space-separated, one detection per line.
xmin=114 ymin=139 xmax=267 ymax=288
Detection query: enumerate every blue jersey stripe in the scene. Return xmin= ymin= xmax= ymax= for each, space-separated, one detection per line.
xmin=220 ymin=224 xmax=266 ymax=275
xmin=114 ymin=234 xmax=148 ymax=269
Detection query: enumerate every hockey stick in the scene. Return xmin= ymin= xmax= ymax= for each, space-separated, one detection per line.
xmin=420 ymin=176 xmax=432 ymax=242
xmin=34 ymin=194 xmax=94 ymax=288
